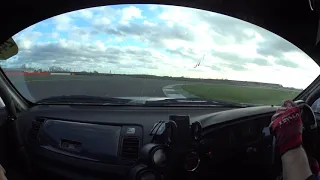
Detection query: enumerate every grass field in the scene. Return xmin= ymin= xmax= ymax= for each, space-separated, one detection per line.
xmin=181 ymin=84 xmax=301 ymax=105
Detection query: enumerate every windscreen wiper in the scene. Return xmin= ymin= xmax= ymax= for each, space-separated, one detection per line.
xmin=35 ymin=95 xmax=132 ymax=105
xmin=144 ymin=98 xmax=258 ymax=108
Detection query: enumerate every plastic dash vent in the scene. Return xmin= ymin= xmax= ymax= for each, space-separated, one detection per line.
xmin=121 ymin=137 xmax=140 ymax=159
xmin=29 ymin=117 xmax=46 ymax=140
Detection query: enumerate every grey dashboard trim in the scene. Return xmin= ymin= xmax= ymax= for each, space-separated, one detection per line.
xmin=41 ymin=145 xmax=100 ymax=161
xmin=194 ymin=106 xmax=277 ymax=128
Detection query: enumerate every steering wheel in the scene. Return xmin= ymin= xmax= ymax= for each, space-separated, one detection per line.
xmin=298 ymin=101 xmax=318 ymax=156
xmin=270 ymin=101 xmax=318 ymax=178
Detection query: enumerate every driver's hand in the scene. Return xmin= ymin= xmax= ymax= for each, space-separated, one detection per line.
xmin=270 ymin=100 xmax=303 ymax=156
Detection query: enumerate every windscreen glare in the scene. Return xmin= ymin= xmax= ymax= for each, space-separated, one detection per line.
xmin=1 ymin=4 xmax=319 ymax=105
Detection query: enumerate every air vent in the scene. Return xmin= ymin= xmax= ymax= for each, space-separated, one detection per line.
xmin=185 ymin=152 xmax=200 ymax=172
xmin=121 ymin=137 xmax=140 ymax=159
xmin=29 ymin=117 xmax=46 ymax=140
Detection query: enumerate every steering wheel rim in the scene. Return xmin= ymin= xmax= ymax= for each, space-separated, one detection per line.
xmin=300 ymin=103 xmax=317 ymax=130
xmin=299 ymin=102 xmax=318 ymax=157
xmin=270 ymin=101 xmax=318 ymax=179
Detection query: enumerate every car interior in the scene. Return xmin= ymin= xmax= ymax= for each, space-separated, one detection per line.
xmin=1 ymin=1 xmax=320 ymax=180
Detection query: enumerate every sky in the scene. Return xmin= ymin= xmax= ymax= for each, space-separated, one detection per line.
xmin=2 ymin=4 xmax=319 ymax=89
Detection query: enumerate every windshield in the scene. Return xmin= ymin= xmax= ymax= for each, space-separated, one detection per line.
xmin=1 ymin=4 xmax=319 ymax=105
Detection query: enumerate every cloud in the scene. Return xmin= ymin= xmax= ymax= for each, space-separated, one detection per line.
xmin=6 ymin=40 xmax=166 ymax=72
xmin=67 ymin=26 xmax=97 ymax=41
xmin=275 ymin=59 xmax=299 ymax=68
xmin=148 ymin=5 xmax=158 ymax=11
xmin=52 ymin=14 xmax=73 ymax=31
xmin=76 ymin=9 xmax=93 ymax=19
xmin=51 ymin=32 xmax=60 ymax=39
xmin=93 ymin=21 xmax=196 ymax=49
xmin=93 ymin=17 xmax=111 ymax=26
xmin=209 ymin=65 xmax=221 ymax=71
xmin=83 ymin=6 xmax=119 ymax=24
xmin=166 ymin=48 xmax=200 ymax=62
xmin=256 ymin=37 xmax=298 ymax=58
xmin=212 ymin=51 xmax=273 ymax=67
xmin=121 ymin=6 xmax=143 ymax=21
xmin=225 ymin=64 xmax=247 ymax=71
xmin=212 ymin=50 xmax=253 ymax=64
xmin=252 ymin=58 xmax=271 ymax=66
xmin=14 ymin=31 xmax=42 ymax=50
xmin=159 ymin=5 xmax=263 ymax=45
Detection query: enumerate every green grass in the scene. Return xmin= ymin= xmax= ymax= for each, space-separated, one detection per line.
xmin=181 ymin=84 xmax=301 ymax=105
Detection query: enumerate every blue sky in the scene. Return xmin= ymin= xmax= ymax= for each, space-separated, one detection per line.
xmin=2 ymin=4 xmax=319 ymax=88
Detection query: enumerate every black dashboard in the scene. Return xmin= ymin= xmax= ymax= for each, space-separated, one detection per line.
xmin=14 ymin=105 xmax=278 ymax=180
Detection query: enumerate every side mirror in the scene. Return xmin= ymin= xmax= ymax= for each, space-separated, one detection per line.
xmin=0 ymin=38 xmax=18 ymax=60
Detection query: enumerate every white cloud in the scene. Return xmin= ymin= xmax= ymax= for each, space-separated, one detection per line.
xmin=121 ymin=6 xmax=143 ymax=21
xmin=94 ymin=40 xmax=106 ymax=51
xmin=143 ymin=20 xmax=155 ymax=26
xmin=19 ymin=40 xmax=32 ymax=50
xmin=51 ymin=32 xmax=60 ymax=39
xmin=53 ymin=14 xmax=72 ymax=31
xmin=13 ymin=31 xmax=42 ymax=50
xmin=66 ymin=26 xmax=92 ymax=42
xmin=148 ymin=5 xmax=158 ymax=11
xmin=93 ymin=17 xmax=111 ymax=26
xmin=77 ymin=9 xmax=93 ymax=19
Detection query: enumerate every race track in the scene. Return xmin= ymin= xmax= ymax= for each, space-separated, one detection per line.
xmin=12 ymin=75 xmax=191 ymax=101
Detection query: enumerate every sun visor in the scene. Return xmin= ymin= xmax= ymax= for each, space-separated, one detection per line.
xmin=0 ymin=38 xmax=18 ymax=60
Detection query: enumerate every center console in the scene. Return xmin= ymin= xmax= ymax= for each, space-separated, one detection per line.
xmin=127 ymin=115 xmax=197 ymax=180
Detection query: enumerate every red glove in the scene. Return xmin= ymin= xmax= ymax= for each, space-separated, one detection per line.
xmin=309 ymin=157 xmax=320 ymax=175
xmin=270 ymin=100 xmax=303 ymax=156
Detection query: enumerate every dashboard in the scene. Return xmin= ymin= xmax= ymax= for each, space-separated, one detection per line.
xmin=14 ymin=105 xmax=278 ymax=180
